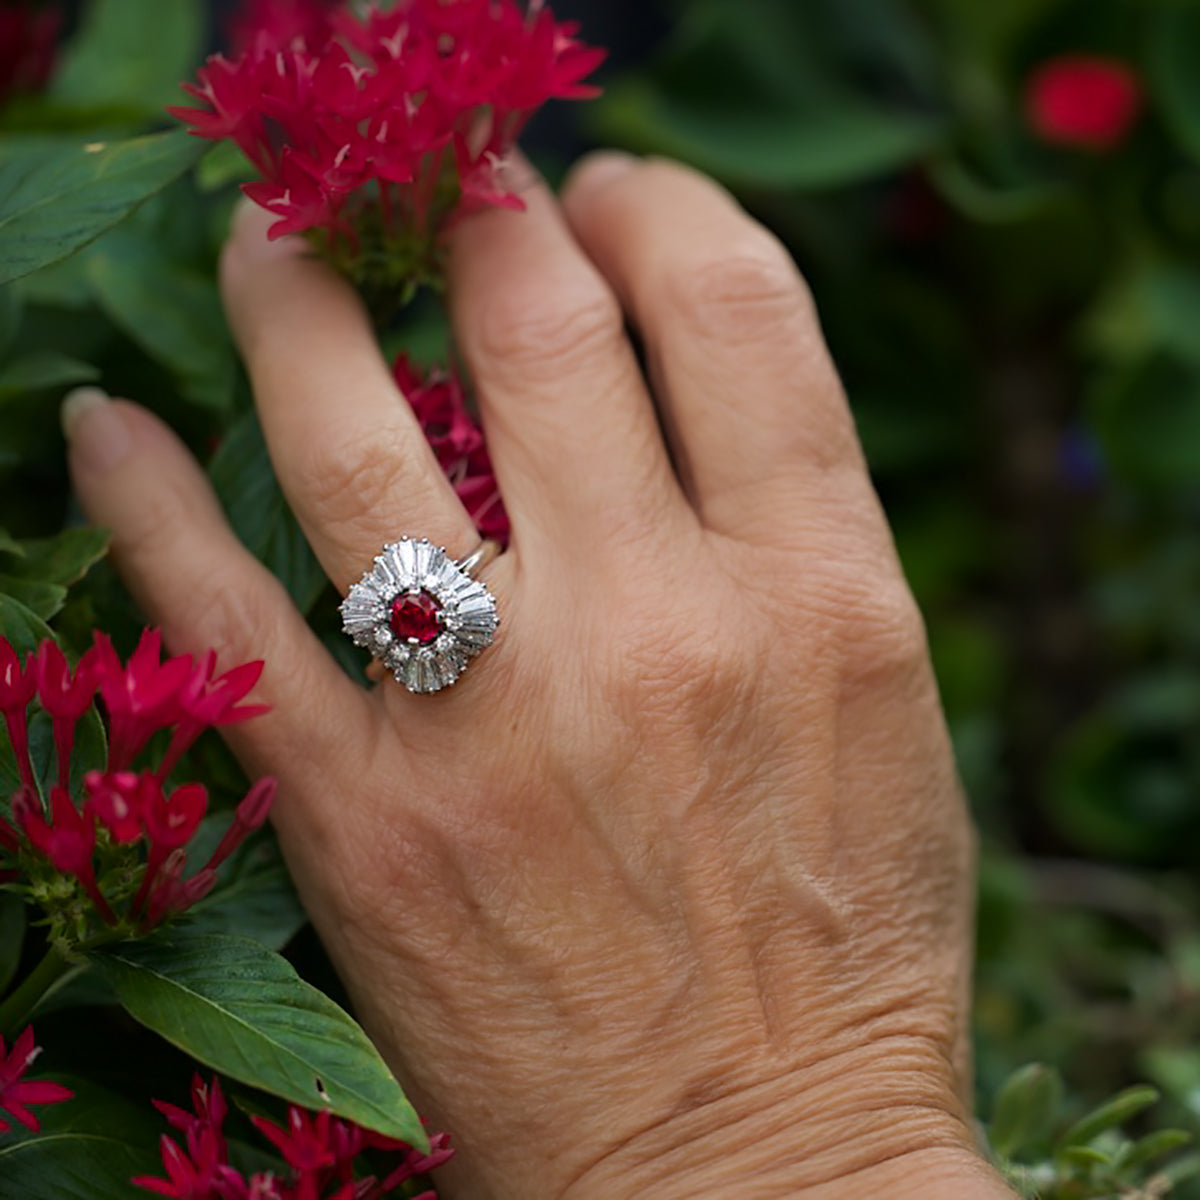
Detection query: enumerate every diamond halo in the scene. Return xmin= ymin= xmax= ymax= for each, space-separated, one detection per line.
xmin=339 ymin=538 xmax=500 ymax=694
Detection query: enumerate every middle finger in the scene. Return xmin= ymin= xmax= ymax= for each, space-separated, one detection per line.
xmin=446 ymin=164 xmax=690 ymax=564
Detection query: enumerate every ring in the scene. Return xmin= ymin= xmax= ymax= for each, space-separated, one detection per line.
xmin=339 ymin=537 xmax=500 ymax=693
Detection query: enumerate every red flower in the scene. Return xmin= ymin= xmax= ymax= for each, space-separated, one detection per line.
xmin=0 ymin=637 xmax=36 ymax=793
xmin=154 ymin=1073 xmax=230 ymax=1147
xmin=394 ymin=355 xmax=509 ymax=546
xmin=251 ymin=1108 xmax=339 ymax=1192
xmin=227 ymin=0 xmax=338 ymax=55
xmin=136 ymin=1075 xmax=451 ymax=1199
xmin=14 ymin=783 xmax=116 ymax=921
xmin=92 ymin=629 xmax=195 ymax=772
xmin=71 ymin=769 xmax=274 ymax=930
xmin=376 ymin=1130 xmax=454 ymax=1193
xmin=130 ymin=779 xmax=209 ymax=910
xmin=0 ymin=631 xmax=273 ymax=938
xmin=1026 ymin=55 xmax=1142 ymax=151
xmin=15 ymin=785 xmax=92 ymax=876
xmin=198 ymin=777 xmax=276 ymax=876
xmin=0 ymin=1026 xmax=73 ymax=1134
xmin=84 ymin=770 xmax=146 ymax=844
xmin=158 ymin=650 xmax=270 ymax=780
xmin=171 ymin=0 xmax=604 ymax=258
xmin=0 ymin=2 xmax=61 ymax=107
xmin=35 ymin=639 xmax=101 ymax=788
xmin=241 ymin=148 xmax=351 ymax=243
xmin=134 ymin=1075 xmax=246 ymax=1199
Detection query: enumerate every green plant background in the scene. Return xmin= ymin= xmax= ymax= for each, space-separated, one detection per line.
xmin=4 ymin=0 xmax=1200 ymax=1195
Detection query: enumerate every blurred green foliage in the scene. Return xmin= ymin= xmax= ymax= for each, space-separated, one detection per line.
xmin=3 ymin=0 xmax=1200 ymax=1192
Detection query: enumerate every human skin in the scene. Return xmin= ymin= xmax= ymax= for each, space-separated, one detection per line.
xmin=63 ymin=152 xmax=1014 ymax=1198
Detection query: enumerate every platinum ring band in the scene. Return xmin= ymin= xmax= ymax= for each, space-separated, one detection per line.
xmin=456 ymin=539 xmax=501 ymax=578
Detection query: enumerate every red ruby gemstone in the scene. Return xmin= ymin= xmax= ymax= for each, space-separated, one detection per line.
xmin=389 ymin=591 xmax=442 ymax=645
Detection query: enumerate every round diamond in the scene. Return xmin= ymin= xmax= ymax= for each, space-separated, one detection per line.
xmin=389 ymin=591 xmax=443 ymax=645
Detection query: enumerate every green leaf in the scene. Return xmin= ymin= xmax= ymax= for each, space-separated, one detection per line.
xmin=1150 ymin=2 xmax=1200 ymax=162
xmin=0 ymin=131 xmax=206 ymax=286
xmin=1119 ymin=1129 xmax=1193 ymax=1173
xmin=1 ymin=528 xmax=110 ymax=588
xmin=26 ymin=963 xmax=115 ymax=1020
xmin=1092 ymin=358 xmax=1200 ymax=489
xmin=84 ymin=230 xmax=234 ymax=410
xmin=61 ymin=706 xmax=108 ymax=799
xmin=592 ymin=0 xmax=941 ymax=189
xmin=0 ymin=892 xmax=25 ymax=996
xmin=196 ymin=140 xmax=257 ymax=193
xmin=1057 ymin=1143 xmax=1111 ymax=1169
xmin=0 ymin=1075 xmax=162 ymax=1198
xmin=0 ymin=352 xmax=98 ymax=401
xmin=0 ymin=703 xmax=108 ymax=801
xmin=989 ymin=1063 xmax=1064 ymax=1159
xmin=10 ymin=247 xmax=93 ymax=310
xmin=210 ymin=412 xmax=328 ymax=613
xmin=0 ymin=575 xmax=67 ymax=621
xmin=50 ymin=0 xmax=204 ymax=121
xmin=1087 ymin=264 xmax=1200 ymax=369
xmin=1162 ymin=1151 xmax=1200 ymax=1185
xmin=927 ymin=0 xmax=1071 ymax=62
xmin=1059 ymin=1086 xmax=1160 ymax=1150
xmin=1136 ymin=268 xmax=1200 ymax=365
xmin=0 ymin=527 xmax=24 ymax=558
xmin=0 ymin=284 xmax=20 ymax=358
xmin=929 ymin=158 xmax=1062 ymax=225
xmin=597 ymin=77 xmax=939 ymax=189
xmin=1144 ymin=1046 xmax=1200 ymax=1121
xmin=185 ymin=839 xmax=309 ymax=952
xmin=0 ymin=593 xmax=53 ymax=655
xmin=95 ymin=930 xmax=426 ymax=1147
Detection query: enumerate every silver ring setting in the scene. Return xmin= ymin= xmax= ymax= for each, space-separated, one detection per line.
xmin=340 ymin=537 xmax=500 ymax=694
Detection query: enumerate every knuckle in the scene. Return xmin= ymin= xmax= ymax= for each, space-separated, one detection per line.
xmin=291 ymin=425 xmax=417 ymax=534
xmin=476 ymin=282 xmax=625 ymax=382
xmin=807 ymin=564 xmax=929 ymax=682
xmin=185 ymin=567 xmax=290 ymax=670
xmin=617 ymin=616 xmax=757 ymax=732
xmin=668 ymin=236 xmax=813 ymax=347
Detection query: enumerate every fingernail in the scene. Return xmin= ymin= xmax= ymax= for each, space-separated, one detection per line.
xmin=228 ymin=195 xmax=289 ymax=263
xmin=61 ymin=387 xmax=132 ymax=474
xmin=497 ymin=147 xmax=541 ymax=192
xmin=573 ymin=150 xmax=637 ymax=190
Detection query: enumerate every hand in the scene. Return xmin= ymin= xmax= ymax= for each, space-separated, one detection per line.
xmin=65 ymin=153 xmax=1010 ymax=1198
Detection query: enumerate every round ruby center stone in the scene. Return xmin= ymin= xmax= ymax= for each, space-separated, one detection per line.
xmin=389 ymin=591 xmax=442 ymax=645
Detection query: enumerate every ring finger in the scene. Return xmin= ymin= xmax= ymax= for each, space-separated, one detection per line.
xmin=219 ymin=202 xmax=485 ymax=595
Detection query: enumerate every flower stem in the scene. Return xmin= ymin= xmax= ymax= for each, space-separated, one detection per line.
xmin=0 ymin=944 xmax=73 ymax=1035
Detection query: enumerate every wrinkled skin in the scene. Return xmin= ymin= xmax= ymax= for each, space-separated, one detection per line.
xmin=66 ymin=154 xmax=1012 ymax=1198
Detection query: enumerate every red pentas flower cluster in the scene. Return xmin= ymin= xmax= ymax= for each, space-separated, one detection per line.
xmin=1026 ymin=54 xmax=1143 ymax=151
xmin=226 ymin=0 xmax=340 ymax=55
xmin=0 ymin=630 xmax=274 ymax=941
xmin=134 ymin=1074 xmax=453 ymax=1199
xmin=0 ymin=2 xmax=60 ymax=107
xmin=394 ymin=354 xmax=509 ymax=545
xmin=170 ymin=0 xmax=603 ymax=294
xmin=0 ymin=1025 xmax=73 ymax=1135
